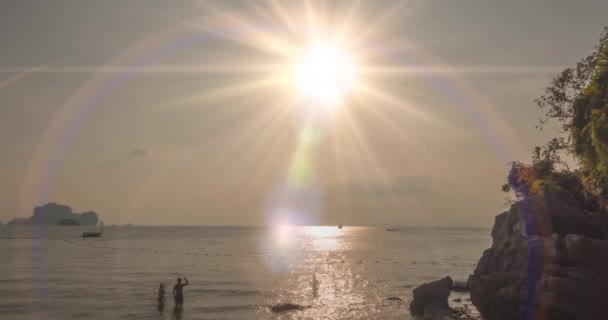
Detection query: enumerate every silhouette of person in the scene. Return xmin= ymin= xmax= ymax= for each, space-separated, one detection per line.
xmin=157 ymin=283 xmax=166 ymax=312
xmin=173 ymin=277 xmax=189 ymax=310
xmin=311 ymin=273 xmax=320 ymax=298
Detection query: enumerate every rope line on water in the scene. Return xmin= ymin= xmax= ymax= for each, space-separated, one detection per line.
xmin=62 ymin=239 xmax=476 ymax=267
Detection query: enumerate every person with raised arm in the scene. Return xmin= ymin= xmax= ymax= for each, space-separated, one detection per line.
xmin=173 ymin=277 xmax=189 ymax=310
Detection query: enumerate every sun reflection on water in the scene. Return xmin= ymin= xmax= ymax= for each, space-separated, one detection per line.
xmin=305 ymin=226 xmax=342 ymax=251
xmin=276 ymin=222 xmax=292 ymax=246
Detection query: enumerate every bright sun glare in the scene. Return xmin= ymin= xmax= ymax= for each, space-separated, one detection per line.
xmin=292 ymin=43 xmax=357 ymax=105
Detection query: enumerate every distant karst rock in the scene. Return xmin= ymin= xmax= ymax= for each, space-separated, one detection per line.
xmin=33 ymin=203 xmax=80 ymax=225
xmin=8 ymin=203 xmax=100 ymax=226
xmin=58 ymin=219 xmax=80 ymax=226
xmin=468 ymin=190 xmax=608 ymax=320
xmin=80 ymin=211 xmax=98 ymax=226
xmin=409 ymin=276 xmax=453 ymax=316
xmin=8 ymin=217 xmax=30 ymax=225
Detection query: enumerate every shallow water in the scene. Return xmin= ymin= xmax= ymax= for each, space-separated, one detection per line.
xmin=0 ymin=226 xmax=489 ymax=319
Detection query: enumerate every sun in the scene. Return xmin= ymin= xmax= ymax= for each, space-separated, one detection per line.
xmin=291 ymin=43 xmax=357 ymax=105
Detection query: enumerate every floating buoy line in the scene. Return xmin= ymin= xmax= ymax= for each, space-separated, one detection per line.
xmin=62 ymin=238 xmax=477 ymax=267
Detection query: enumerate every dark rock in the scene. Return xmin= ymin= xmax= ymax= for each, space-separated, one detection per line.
xmin=58 ymin=219 xmax=80 ymax=226
xmin=469 ymin=190 xmax=608 ymax=320
xmin=496 ymin=190 xmax=603 ymax=240
xmin=409 ymin=276 xmax=453 ymax=316
xmin=270 ymin=303 xmax=307 ymax=313
xmin=423 ymin=306 xmax=453 ymax=319
xmin=452 ymin=280 xmax=468 ymax=292
xmin=385 ymin=296 xmax=402 ymax=301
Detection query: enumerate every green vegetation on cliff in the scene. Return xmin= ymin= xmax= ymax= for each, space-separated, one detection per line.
xmin=503 ymin=28 xmax=608 ymax=215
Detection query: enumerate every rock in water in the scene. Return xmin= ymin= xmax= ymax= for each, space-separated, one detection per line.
xmin=468 ymin=190 xmax=608 ymax=320
xmin=270 ymin=303 xmax=307 ymax=313
xmin=409 ymin=276 xmax=453 ymax=316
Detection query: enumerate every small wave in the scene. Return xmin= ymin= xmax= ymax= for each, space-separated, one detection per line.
xmin=0 ymin=303 xmax=27 ymax=315
xmin=189 ymin=288 xmax=262 ymax=296
xmin=194 ymin=304 xmax=257 ymax=313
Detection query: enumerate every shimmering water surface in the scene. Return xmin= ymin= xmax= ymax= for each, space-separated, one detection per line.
xmin=0 ymin=226 xmax=489 ymax=319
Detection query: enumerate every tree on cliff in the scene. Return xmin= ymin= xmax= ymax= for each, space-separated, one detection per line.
xmin=503 ymin=27 xmax=608 ymax=214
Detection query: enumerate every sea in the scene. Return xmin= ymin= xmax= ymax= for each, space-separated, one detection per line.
xmin=0 ymin=226 xmax=490 ymax=320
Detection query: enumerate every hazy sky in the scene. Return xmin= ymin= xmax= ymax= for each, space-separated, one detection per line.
xmin=1 ymin=0 xmax=607 ymax=226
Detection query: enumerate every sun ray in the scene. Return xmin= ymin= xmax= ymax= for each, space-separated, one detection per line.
xmin=173 ymin=73 xmax=288 ymax=107
xmin=338 ymin=107 xmax=384 ymax=218
xmin=356 ymin=81 xmax=437 ymax=124
xmin=332 ymin=0 xmax=364 ymax=41
xmin=18 ymin=0 xmax=528 ymax=228
xmin=0 ymin=56 xmax=74 ymax=89
xmin=349 ymin=91 xmax=446 ymax=175
xmin=186 ymin=3 xmax=298 ymax=58
xmin=350 ymin=1 xmax=417 ymax=46
xmin=267 ymin=0 xmax=298 ymax=31
xmin=125 ymin=93 xmax=295 ymax=218
xmin=237 ymin=100 xmax=295 ymax=193
xmin=341 ymin=101 xmax=392 ymax=191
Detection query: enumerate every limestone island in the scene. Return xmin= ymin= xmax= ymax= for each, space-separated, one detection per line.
xmin=7 ymin=202 xmax=100 ymax=226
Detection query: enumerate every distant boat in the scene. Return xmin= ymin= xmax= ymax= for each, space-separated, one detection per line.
xmin=82 ymin=223 xmax=103 ymax=237
xmin=338 ymin=225 xmax=343 ymax=229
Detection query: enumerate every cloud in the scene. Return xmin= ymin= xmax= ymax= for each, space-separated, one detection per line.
xmin=344 ymin=175 xmax=436 ymax=197
xmin=128 ymin=147 xmax=148 ymax=158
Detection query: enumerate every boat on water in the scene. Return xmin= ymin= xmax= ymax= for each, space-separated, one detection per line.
xmin=82 ymin=223 xmax=103 ymax=237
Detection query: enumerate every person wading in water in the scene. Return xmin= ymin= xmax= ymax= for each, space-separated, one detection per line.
xmin=173 ymin=277 xmax=189 ymax=310
xmin=157 ymin=283 xmax=166 ymax=312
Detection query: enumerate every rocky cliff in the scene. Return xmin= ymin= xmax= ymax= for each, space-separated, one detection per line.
xmin=469 ymin=191 xmax=608 ymax=320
